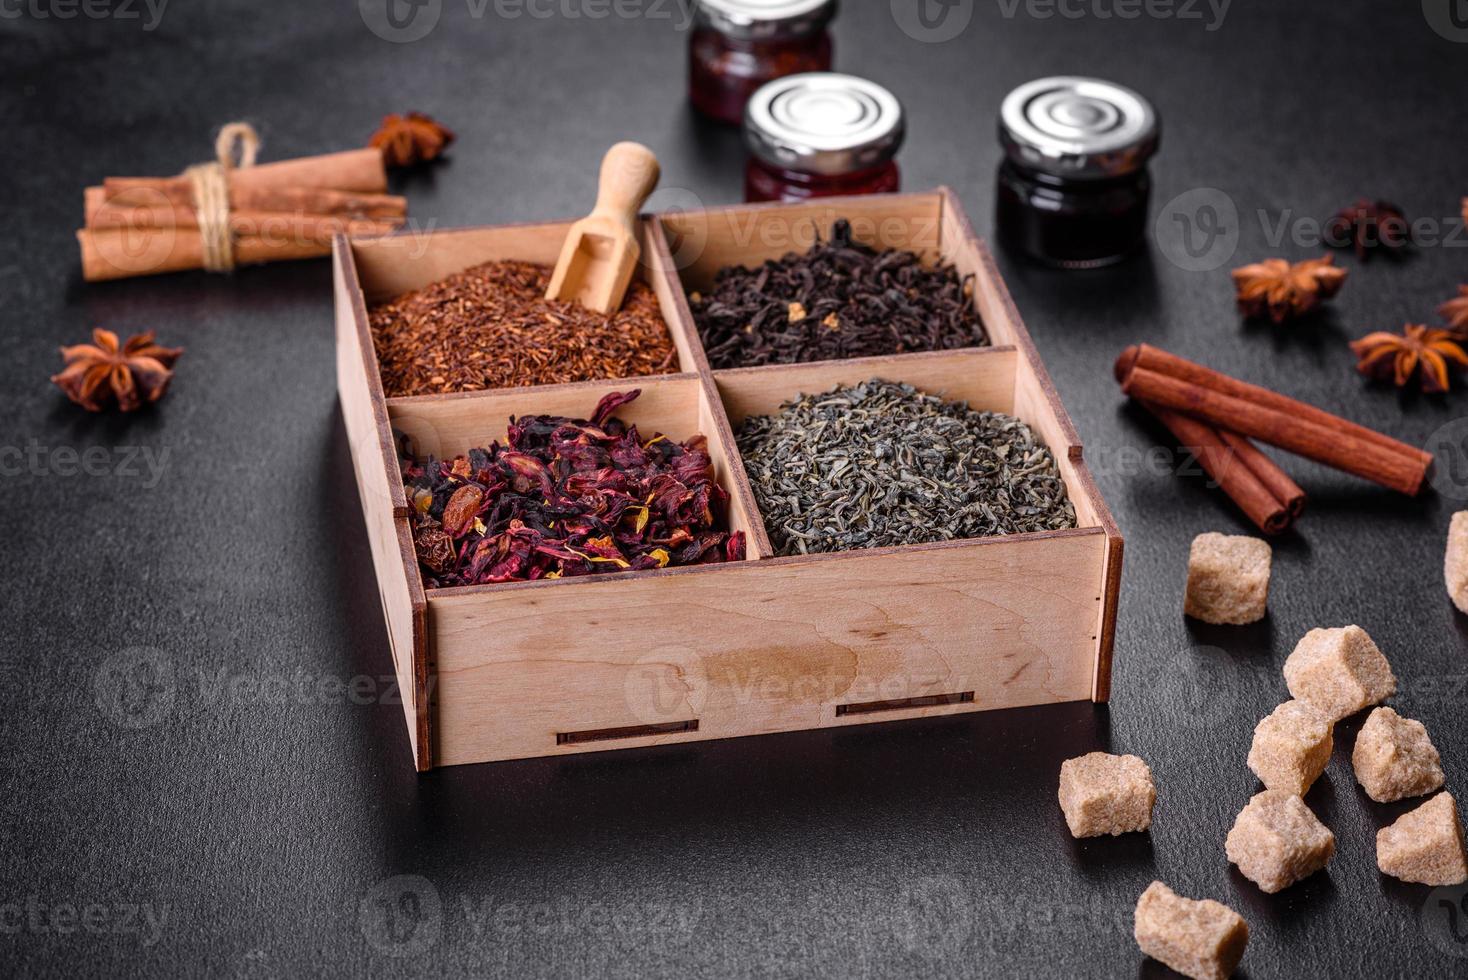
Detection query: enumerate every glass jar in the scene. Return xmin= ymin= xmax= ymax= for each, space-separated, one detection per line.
xmin=689 ymin=0 xmax=837 ymax=125
xmin=743 ymin=72 xmax=905 ymax=204
xmin=995 ymin=76 xmax=1160 ymax=269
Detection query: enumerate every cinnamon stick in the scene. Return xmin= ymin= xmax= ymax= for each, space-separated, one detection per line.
xmin=88 ymin=182 xmax=405 ymax=222
xmin=104 ymin=147 xmax=388 ymax=198
xmin=77 ymin=218 xmax=400 ymax=282
xmin=1143 ymin=402 xmax=1296 ymax=534
xmin=1116 ymin=344 xmax=1412 ymax=458
xmin=89 ymin=184 xmax=406 ymax=222
xmin=87 ymin=201 xmax=389 ymax=233
xmin=1120 ymin=365 xmax=1430 ymax=496
xmin=1217 ymin=429 xmax=1307 ymax=519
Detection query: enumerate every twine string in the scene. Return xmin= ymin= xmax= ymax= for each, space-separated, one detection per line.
xmin=184 ymin=122 xmax=260 ymax=273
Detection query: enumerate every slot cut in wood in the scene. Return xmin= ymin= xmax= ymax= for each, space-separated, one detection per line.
xmin=555 ymin=720 xmax=699 ymax=746
xmin=835 ymin=692 xmax=975 ymax=717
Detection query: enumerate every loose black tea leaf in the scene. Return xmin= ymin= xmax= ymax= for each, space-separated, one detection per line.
xmin=401 ymin=390 xmax=745 ymax=586
xmin=690 ymin=219 xmax=990 ymax=369
xmin=736 ymin=380 xmax=1076 ymax=556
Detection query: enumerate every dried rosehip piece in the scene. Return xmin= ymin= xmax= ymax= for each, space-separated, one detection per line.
xmin=400 ymin=390 xmax=745 ymax=587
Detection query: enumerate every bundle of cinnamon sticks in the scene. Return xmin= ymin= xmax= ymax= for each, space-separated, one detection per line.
xmin=78 ymin=146 xmax=406 ymax=282
xmin=1116 ymin=344 xmax=1434 ymax=534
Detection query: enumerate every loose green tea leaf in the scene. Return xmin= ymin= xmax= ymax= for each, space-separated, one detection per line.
xmin=690 ymin=219 xmax=989 ymax=369
xmin=736 ymin=380 xmax=1076 ymax=556
xmin=402 ymin=390 xmax=745 ymax=586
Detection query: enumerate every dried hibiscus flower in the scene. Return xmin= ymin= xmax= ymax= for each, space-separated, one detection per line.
xmin=52 ymin=328 xmax=183 ymax=412
xmin=401 ymin=389 xmax=746 ymax=587
xmin=1231 ymin=255 xmax=1347 ymax=324
xmin=1325 ymin=199 xmax=1410 ymax=260
xmin=1350 ymin=324 xmax=1468 ymax=393
xmin=370 ymin=111 xmax=455 ymax=168
xmin=1439 ymin=285 xmax=1468 ymax=336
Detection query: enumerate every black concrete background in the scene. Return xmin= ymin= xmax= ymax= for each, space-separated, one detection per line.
xmin=4 ymin=1 xmax=1468 ymax=976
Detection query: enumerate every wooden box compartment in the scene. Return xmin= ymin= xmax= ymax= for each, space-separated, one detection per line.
xmin=336 ymin=190 xmax=1122 ymax=771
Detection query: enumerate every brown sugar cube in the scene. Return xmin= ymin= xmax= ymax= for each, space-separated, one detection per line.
xmin=1447 ymin=512 xmax=1468 ymax=614
xmin=1058 ymin=752 xmax=1156 ymax=838
xmin=1225 ymin=790 xmax=1335 ymax=893
xmin=1282 ymin=625 xmax=1396 ymax=722
xmin=1247 ymin=700 xmax=1333 ymax=796
xmin=1352 ymin=706 xmax=1445 ymax=802
xmin=1377 ymin=793 xmax=1468 ymax=886
xmin=1134 ymin=881 xmax=1249 ymax=980
xmin=1184 ymin=533 xmax=1271 ymax=625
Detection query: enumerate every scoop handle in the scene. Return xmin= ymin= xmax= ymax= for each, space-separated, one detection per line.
xmin=591 ymin=142 xmax=660 ymax=231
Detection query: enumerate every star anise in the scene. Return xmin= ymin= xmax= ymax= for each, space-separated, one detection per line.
xmin=1349 ymin=324 xmax=1468 ymax=393
xmin=52 ymin=328 xmax=183 ymax=412
xmin=370 ymin=112 xmax=455 ymax=168
xmin=1440 ymin=285 xmax=1468 ymax=337
xmin=1231 ymin=255 xmax=1348 ymax=324
xmin=1324 ymin=198 xmax=1410 ymax=260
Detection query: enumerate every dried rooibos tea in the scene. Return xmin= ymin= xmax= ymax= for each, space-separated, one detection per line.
xmin=370 ymin=260 xmax=677 ymax=396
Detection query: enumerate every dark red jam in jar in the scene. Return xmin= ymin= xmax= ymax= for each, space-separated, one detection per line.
xmin=995 ymin=77 xmax=1160 ymax=269
xmin=689 ymin=0 xmax=837 ymax=125
xmin=742 ymin=72 xmax=904 ymax=204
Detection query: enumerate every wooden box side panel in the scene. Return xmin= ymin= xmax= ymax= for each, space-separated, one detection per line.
xmin=333 ymin=241 xmax=431 ymax=769
xmin=712 ymin=347 xmax=1019 ymax=429
xmin=351 ymin=224 xmax=571 ymax=301
xmin=693 ymin=375 xmax=772 ymax=559
xmin=386 ymin=373 xmax=702 ymax=457
xmin=386 ymin=373 xmax=768 ymax=559
xmin=428 ymin=529 xmax=1107 ymax=766
xmin=642 ymin=218 xmax=708 ymax=377
xmin=658 ymin=192 xmax=946 ymax=294
xmin=937 ymin=191 xmax=1123 ymax=700
xmin=348 ymin=221 xmax=704 ymax=377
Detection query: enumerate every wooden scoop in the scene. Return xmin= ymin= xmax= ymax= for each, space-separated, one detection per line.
xmin=545 ymin=142 xmax=661 ymax=314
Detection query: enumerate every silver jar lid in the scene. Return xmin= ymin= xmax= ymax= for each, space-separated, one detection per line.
xmin=744 ymin=73 xmax=905 ymax=176
xmin=999 ymin=76 xmax=1159 ymax=180
xmin=693 ymin=0 xmax=836 ymax=40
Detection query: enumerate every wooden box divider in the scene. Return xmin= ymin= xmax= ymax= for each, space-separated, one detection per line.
xmin=335 ymin=188 xmax=1123 ymax=771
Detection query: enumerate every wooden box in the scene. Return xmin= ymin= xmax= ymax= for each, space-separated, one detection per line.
xmin=335 ymin=189 xmax=1122 ymax=771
